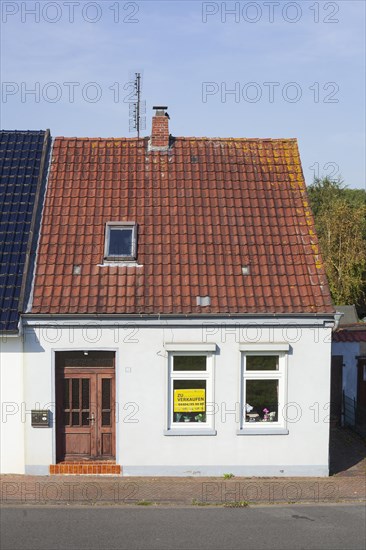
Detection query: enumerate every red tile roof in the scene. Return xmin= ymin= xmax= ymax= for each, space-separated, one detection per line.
xmin=30 ymin=137 xmax=334 ymax=315
xmin=333 ymin=325 xmax=366 ymax=342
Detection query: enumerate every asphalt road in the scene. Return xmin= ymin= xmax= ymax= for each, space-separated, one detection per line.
xmin=0 ymin=505 xmax=365 ymax=550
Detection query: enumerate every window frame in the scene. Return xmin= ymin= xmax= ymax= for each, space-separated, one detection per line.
xmin=165 ymin=350 xmax=216 ymax=436
xmin=104 ymin=222 xmax=137 ymax=262
xmin=239 ymin=349 xmax=289 ymax=435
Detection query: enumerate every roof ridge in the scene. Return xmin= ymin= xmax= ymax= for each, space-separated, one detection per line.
xmin=0 ymin=130 xmax=47 ymax=134
xmin=175 ymin=137 xmax=298 ymax=141
xmin=52 ymin=136 xmax=298 ymax=142
xmin=336 ymin=323 xmax=366 ymax=329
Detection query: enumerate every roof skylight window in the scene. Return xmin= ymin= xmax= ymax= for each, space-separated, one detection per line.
xmin=104 ymin=222 xmax=137 ymax=261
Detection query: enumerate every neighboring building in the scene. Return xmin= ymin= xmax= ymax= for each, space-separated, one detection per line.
xmin=2 ymin=111 xmax=336 ymax=476
xmin=332 ymin=305 xmax=366 ymax=433
xmin=0 ymin=130 xmax=51 ymax=474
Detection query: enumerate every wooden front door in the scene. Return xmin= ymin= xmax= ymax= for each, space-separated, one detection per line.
xmin=56 ymin=352 xmax=115 ymax=461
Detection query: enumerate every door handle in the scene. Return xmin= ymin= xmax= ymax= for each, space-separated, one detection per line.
xmin=87 ymin=413 xmax=95 ymax=425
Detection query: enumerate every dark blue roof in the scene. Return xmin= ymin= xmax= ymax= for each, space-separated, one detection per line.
xmin=0 ymin=130 xmax=50 ymax=332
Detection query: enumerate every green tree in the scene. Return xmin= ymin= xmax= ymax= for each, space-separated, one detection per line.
xmin=307 ymin=177 xmax=366 ymax=316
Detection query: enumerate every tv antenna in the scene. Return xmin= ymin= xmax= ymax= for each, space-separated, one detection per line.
xmin=129 ymin=72 xmax=146 ymax=138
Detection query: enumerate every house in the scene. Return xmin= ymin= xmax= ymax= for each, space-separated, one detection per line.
xmin=0 ymin=130 xmax=51 ymax=474
xmin=332 ymin=305 xmax=366 ymax=434
xmin=3 ymin=110 xmax=336 ymax=476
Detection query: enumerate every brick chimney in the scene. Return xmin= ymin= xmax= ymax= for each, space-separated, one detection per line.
xmin=150 ymin=106 xmax=170 ymax=150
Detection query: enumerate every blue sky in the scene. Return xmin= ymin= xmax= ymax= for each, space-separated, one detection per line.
xmin=1 ymin=0 xmax=365 ymax=188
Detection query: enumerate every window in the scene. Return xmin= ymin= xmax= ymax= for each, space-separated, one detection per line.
xmin=239 ymin=346 xmax=289 ymax=434
xmin=105 ymin=222 xmax=137 ymax=261
xmin=166 ymin=350 xmax=216 ymax=435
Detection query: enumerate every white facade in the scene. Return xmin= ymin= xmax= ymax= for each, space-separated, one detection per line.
xmin=2 ymin=316 xmax=334 ymax=477
xmin=0 ymin=336 xmax=25 ymax=474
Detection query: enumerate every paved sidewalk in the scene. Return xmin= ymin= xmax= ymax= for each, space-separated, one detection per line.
xmin=1 ymin=428 xmax=364 ymax=507
xmin=1 ymin=473 xmax=365 ymax=507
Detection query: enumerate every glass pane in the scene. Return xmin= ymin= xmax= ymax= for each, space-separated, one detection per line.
xmin=173 ymin=356 xmax=206 ymax=371
xmin=72 ymin=379 xmax=80 ymax=408
xmin=109 ymin=227 xmax=133 ymax=256
xmin=63 ymin=380 xmax=70 ymax=409
xmin=245 ymin=379 xmax=279 ymax=422
xmin=102 ymin=412 xmax=111 ymax=426
xmin=246 ymin=356 xmax=278 ymax=371
xmin=82 ymin=379 xmax=89 ymax=409
xmin=102 ymin=379 xmax=111 ymax=410
xmin=81 ymin=412 xmax=89 ymax=426
xmin=173 ymin=380 xmax=206 ymax=423
xmin=72 ymin=412 xmax=80 ymax=426
xmin=63 ymin=412 xmax=70 ymax=426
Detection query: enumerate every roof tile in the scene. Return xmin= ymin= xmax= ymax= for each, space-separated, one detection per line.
xmin=333 ymin=325 xmax=366 ymax=342
xmin=0 ymin=130 xmax=50 ymax=330
xmin=30 ymin=137 xmax=334 ymax=315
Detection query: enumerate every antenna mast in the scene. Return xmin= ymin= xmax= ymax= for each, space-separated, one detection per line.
xmin=129 ymin=72 xmax=146 ymax=138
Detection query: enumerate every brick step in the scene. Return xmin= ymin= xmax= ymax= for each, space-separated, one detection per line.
xmin=50 ymin=462 xmax=121 ymax=475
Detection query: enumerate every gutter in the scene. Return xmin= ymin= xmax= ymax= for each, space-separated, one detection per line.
xmin=22 ymin=312 xmax=337 ymax=320
xmin=0 ymin=331 xmax=19 ymax=338
xmin=22 ymin=312 xmax=337 ymax=329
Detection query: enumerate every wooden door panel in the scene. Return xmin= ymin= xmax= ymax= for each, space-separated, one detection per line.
xmin=62 ymin=373 xmax=96 ymax=459
xmin=101 ymin=433 xmax=112 ymax=456
xmin=97 ymin=374 xmax=115 ymax=458
xmin=64 ymin=433 xmax=92 ymax=457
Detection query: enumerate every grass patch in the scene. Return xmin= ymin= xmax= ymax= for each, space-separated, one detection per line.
xmin=223 ymin=501 xmax=249 ymax=508
xmin=137 ymin=500 xmax=153 ymax=506
xmin=192 ymin=499 xmax=210 ymax=506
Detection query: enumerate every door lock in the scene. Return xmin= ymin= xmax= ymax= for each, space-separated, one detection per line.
xmin=87 ymin=412 xmax=95 ymax=425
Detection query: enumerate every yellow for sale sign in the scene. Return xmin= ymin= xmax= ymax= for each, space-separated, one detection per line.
xmin=174 ymin=389 xmax=206 ymax=412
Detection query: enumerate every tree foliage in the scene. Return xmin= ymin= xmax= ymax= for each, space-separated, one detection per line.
xmin=307 ymin=177 xmax=366 ymax=316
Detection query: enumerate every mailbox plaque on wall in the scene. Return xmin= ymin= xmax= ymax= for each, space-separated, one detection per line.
xmin=31 ymin=410 xmax=50 ymax=427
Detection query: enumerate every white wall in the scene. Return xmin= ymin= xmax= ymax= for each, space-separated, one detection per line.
xmin=0 ymin=336 xmax=25 ymax=474
xmin=21 ymin=320 xmax=333 ymax=476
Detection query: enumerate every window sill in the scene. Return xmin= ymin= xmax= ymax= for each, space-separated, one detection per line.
xmin=98 ymin=261 xmax=143 ymax=268
xmin=104 ymin=256 xmax=136 ymax=262
xmin=164 ymin=343 xmax=216 ymax=352
xmin=237 ymin=428 xmax=289 ymax=436
xmin=164 ymin=429 xmax=217 ymax=436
